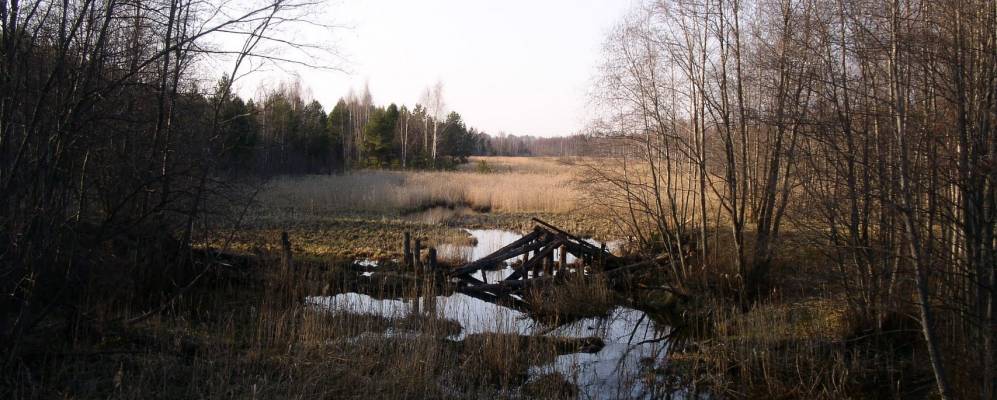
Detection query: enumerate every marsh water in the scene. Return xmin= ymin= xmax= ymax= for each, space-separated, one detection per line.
xmin=308 ymin=229 xmax=675 ymax=399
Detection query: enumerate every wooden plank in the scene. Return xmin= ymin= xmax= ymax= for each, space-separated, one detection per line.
xmin=449 ymin=232 xmax=551 ymax=276
xmin=403 ymin=232 xmax=412 ymax=267
xmin=456 ymin=286 xmax=530 ymax=311
xmin=504 ymin=239 xmax=563 ymax=280
xmin=531 ymin=217 xmax=604 ymax=253
xmin=456 ymin=273 xmax=485 ymax=285
xmin=463 ymin=275 xmax=557 ymax=293
xmin=469 ymin=228 xmax=542 ymax=264
xmin=558 ymin=244 xmax=567 ymax=272
xmin=450 ymin=233 xmax=540 ymax=274
xmin=414 ymin=239 xmax=422 ymax=269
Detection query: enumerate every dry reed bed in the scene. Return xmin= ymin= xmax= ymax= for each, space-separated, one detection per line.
xmin=258 ymin=163 xmax=581 ymax=216
xmin=35 ymin=256 xmax=601 ymax=398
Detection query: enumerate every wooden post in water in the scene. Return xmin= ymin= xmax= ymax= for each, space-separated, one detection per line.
xmin=403 ymin=232 xmax=412 ymax=267
xmin=428 ymin=247 xmax=438 ymax=271
xmin=548 ymin=249 xmax=556 ymax=275
xmin=409 ymin=280 xmax=421 ymax=316
xmin=423 ymin=275 xmax=436 ymax=317
xmin=414 ymin=239 xmax=423 ymax=270
xmin=424 ymin=247 xmax=439 ymax=317
xmin=532 ymin=250 xmax=543 ymax=278
xmin=280 ymin=231 xmax=294 ymax=273
xmin=600 ymin=243 xmax=607 ymax=269
xmin=558 ymin=244 xmax=567 ymax=274
xmin=521 ymin=250 xmax=530 ymax=280
xmin=411 ymin=238 xmax=423 ymax=316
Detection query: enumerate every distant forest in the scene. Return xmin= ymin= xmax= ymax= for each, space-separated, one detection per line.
xmin=220 ymin=79 xmax=589 ymax=175
xmin=483 ymin=133 xmax=589 ymax=157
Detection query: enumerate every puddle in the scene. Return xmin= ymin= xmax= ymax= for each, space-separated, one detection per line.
xmin=308 ymin=292 xmax=534 ymax=339
xmin=328 ymin=228 xmax=671 ymax=397
xmin=535 ymin=308 xmax=671 ymax=399
xmin=354 ymin=258 xmax=380 ymax=276
xmin=356 ymin=259 xmax=379 ymax=268
xmin=438 ymin=229 xmax=525 ymax=263
xmin=307 ymin=291 xmax=671 ymax=398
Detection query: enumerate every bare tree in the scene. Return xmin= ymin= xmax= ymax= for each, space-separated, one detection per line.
xmin=426 ymin=80 xmax=446 ymax=164
xmin=588 ymin=1 xmax=996 ymax=396
xmin=0 ymin=0 xmax=338 ymax=364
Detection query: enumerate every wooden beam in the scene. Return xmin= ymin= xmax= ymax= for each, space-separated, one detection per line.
xmin=462 ymin=275 xmax=557 ymax=293
xmin=558 ymin=244 xmax=567 ymax=272
xmin=504 ymin=239 xmax=563 ymax=280
xmin=531 ymin=217 xmax=604 ymax=253
xmin=449 ymin=231 xmax=551 ymax=276
xmin=403 ymin=232 xmax=412 ymax=267
xmin=456 ymin=286 xmax=530 ymax=311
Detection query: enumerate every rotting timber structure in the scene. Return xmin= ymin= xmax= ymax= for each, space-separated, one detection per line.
xmin=442 ymin=218 xmax=617 ymax=306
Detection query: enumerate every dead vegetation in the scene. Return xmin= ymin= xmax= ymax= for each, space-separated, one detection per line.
xmin=2 ymin=153 xmax=950 ymax=400
xmin=3 ymin=242 xmax=633 ymax=399
xmin=259 ymin=157 xmax=581 ymax=216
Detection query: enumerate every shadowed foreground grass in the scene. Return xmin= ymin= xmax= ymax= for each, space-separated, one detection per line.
xmin=3 ymin=250 xmax=621 ymax=399
xmin=4 ymin=156 xmax=940 ymax=399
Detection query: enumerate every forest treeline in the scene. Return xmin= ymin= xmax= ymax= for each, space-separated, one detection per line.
xmin=0 ymin=0 xmax=584 ymax=371
xmin=583 ymin=0 xmax=995 ymax=398
xmin=220 ymin=79 xmax=591 ymax=174
xmin=485 ymin=133 xmax=589 ymax=157
xmin=0 ymin=0 xmax=350 ymax=370
xmin=231 ymin=79 xmax=491 ymax=173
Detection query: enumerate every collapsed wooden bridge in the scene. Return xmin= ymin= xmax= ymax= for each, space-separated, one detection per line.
xmin=444 ymin=218 xmax=618 ymax=306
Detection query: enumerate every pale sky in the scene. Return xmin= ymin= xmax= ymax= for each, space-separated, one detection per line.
xmin=228 ymin=0 xmax=635 ymax=137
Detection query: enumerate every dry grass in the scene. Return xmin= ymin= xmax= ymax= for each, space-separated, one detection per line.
xmin=526 ymin=273 xmax=617 ymax=325
xmin=257 ymin=157 xmax=582 ymax=216
xmin=5 ymin=251 xmax=620 ymax=399
xmin=8 ymin=154 xmax=916 ymax=399
xmin=220 ymin=216 xmax=473 ymax=261
xmin=225 ymin=157 xmax=616 ymax=261
xmin=664 ymin=242 xmax=929 ymax=400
